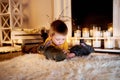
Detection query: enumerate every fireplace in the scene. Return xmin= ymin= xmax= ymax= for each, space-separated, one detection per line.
xmin=71 ymin=0 xmax=120 ymax=53
xmin=71 ymin=0 xmax=113 ymax=31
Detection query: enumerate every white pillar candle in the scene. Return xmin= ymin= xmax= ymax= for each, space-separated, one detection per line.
xmin=108 ymin=26 xmax=113 ymax=36
xmin=104 ymin=39 xmax=114 ymax=48
xmin=104 ymin=31 xmax=111 ymax=37
xmin=72 ymin=37 xmax=80 ymax=46
xmin=74 ymin=30 xmax=81 ymax=37
xmin=93 ymin=31 xmax=101 ymax=37
xmin=93 ymin=39 xmax=101 ymax=48
xmin=74 ymin=39 xmax=80 ymax=45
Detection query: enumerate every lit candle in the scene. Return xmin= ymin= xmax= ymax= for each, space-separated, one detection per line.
xmin=90 ymin=29 xmax=93 ymax=37
xmin=82 ymin=28 xmax=89 ymax=37
xmin=108 ymin=23 xmax=113 ymax=36
xmin=95 ymin=31 xmax=101 ymax=37
xmin=103 ymin=31 xmax=111 ymax=37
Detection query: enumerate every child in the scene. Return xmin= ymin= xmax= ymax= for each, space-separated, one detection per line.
xmin=38 ymin=19 xmax=76 ymax=59
xmin=43 ymin=19 xmax=69 ymax=53
xmin=22 ymin=20 xmax=70 ymax=55
xmin=38 ymin=20 xmax=94 ymax=60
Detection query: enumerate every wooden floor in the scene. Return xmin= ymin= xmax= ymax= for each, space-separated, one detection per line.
xmin=0 ymin=51 xmax=24 ymax=61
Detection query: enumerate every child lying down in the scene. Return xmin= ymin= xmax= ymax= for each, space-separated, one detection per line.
xmin=22 ymin=40 xmax=94 ymax=62
xmin=38 ymin=40 xmax=94 ymax=62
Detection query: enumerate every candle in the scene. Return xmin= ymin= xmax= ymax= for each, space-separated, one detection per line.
xmin=85 ymin=40 xmax=92 ymax=46
xmin=108 ymin=23 xmax=113 ymax=36
xmin=74 ymin=39 xmax=80 ymax=45
xmin=90 ymin=29 xmax=93 ymax=37
xmin=82 ymin=28 xmax=89 ymax=37
xmin=94 ymin=31 xmax=102 ymax=37
xmin=72 ymin=37 xmax=80 ymax=46
xmin=104 ymin=39 xmax=114 ymax=48
xmin=93 ymin=39 xmax=101 ymax=48
xmin=74 ymin=30 xmax=81 ymax=37
xmin=103 ymin=31 xmax=111 ymax=37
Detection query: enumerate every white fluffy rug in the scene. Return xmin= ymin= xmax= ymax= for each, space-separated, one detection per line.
xmin=0 ymin=53 xmax=120 ymax=80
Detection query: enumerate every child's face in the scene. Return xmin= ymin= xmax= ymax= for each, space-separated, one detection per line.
xmin=51 ymin=33 xmax=66 ymax=46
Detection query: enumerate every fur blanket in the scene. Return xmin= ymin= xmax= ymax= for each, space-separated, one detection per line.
xmin=0 ymin=53 xmax=120 ymax=80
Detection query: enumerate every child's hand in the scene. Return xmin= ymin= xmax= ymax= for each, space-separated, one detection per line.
xmin=63 ymin=50 xmax=69 ymax=54
xmin=66 ymin=53 xmax=76 ymax=59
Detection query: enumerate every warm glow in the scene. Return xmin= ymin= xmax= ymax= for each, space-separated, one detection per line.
xmin=108 ymin=27 xmax=113 ymax=32
xmin=67 ymin=37 xmax=73 ymax=47
xmin=83 ymin=28 xmax=89 ymax=32
xmin=82 ymin=28 xmax=89 ymax=37
xmin=85 ymin=40 xmax=92 ymax=46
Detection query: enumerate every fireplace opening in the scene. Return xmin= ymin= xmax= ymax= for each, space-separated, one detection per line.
xmin=72 ymin=0 xmax=113 ymax=31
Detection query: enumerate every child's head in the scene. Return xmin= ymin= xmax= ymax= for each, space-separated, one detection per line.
xmin=49 ymin=20 xmax=68 ymax=45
